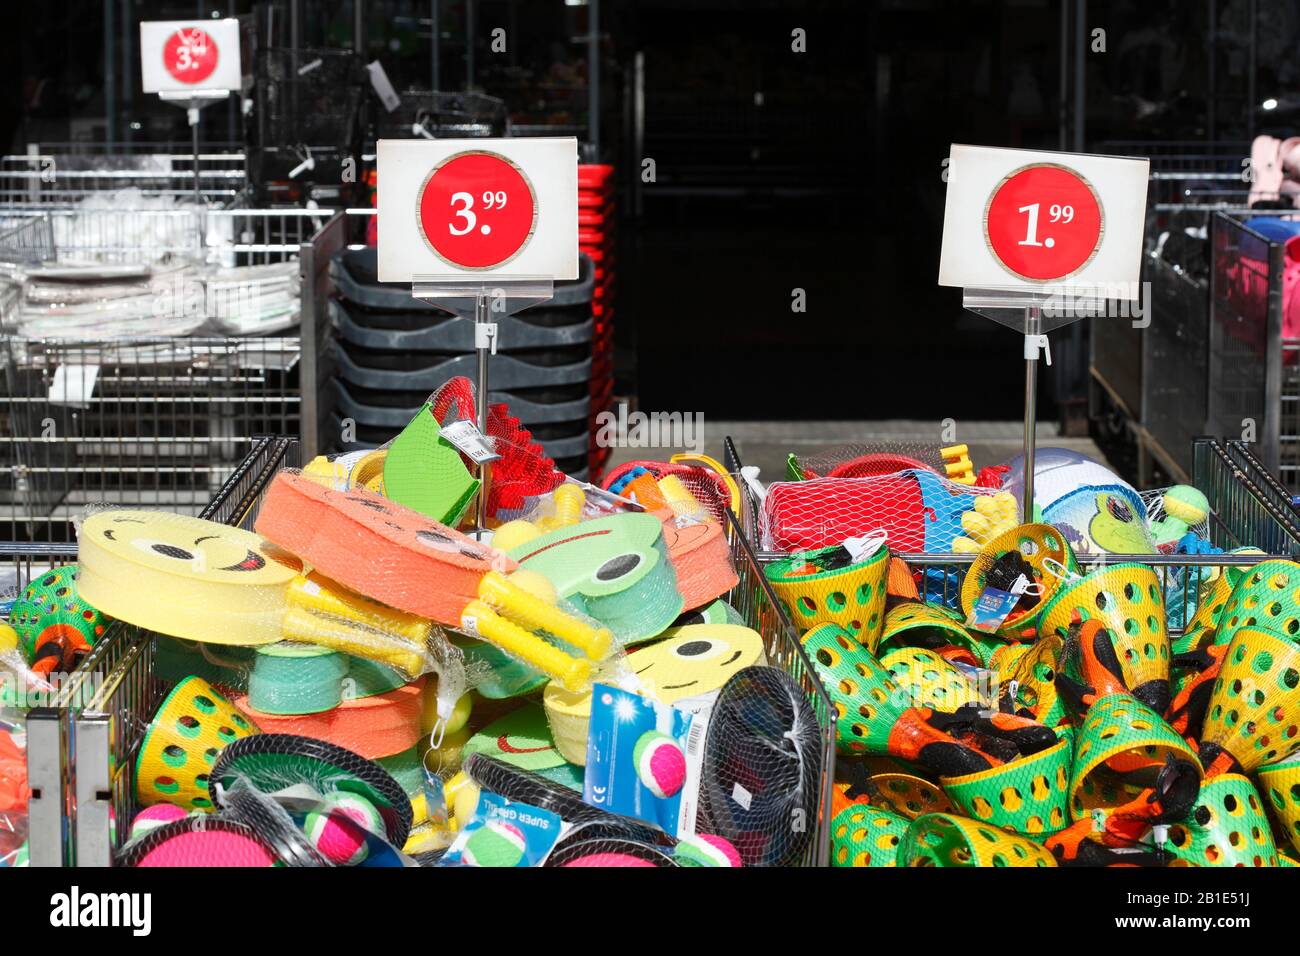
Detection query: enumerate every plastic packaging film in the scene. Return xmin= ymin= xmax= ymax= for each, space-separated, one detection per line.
xmin=254 ymin=471 xmax=618 ymax=695
xmin=77 ymin=509 xmax=295 ymax=645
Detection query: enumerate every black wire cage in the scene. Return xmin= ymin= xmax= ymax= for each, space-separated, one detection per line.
xmin=248 ymin=47 xmax=368 ymax=206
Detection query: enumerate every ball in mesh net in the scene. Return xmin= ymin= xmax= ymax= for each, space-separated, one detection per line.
xmin=696 ymin=665 xmax=824 ymax=867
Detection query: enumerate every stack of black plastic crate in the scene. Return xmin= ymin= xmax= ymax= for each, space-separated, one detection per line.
xmin=328 ymin=249 xmax=597 ymax=479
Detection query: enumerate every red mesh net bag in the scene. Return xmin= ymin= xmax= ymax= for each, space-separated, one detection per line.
xmin=601 ymin=460 xmax=734 ymax=524
xmin=427 ymin=377 xmax=565 ymax=523
xmin=761 ymin=470 xmax=1005 ymax=553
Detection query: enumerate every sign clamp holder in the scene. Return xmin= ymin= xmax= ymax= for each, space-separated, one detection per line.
xmin=410 ymin=276 xmax=555 ymax=534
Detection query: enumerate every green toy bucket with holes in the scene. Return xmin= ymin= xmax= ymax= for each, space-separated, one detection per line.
xmin=898 ymin=812 xmax=1057 ymax=867
xmin=801 ymin=622 xmax=903 ymax=755
xmin=1165 ymin=774 xmax=1280 ymax=867
xmin=831 ymin=804 xmax=910 ymax=867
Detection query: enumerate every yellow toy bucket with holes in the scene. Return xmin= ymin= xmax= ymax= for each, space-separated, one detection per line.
xmin=765 ymin=544 xmax=889 ymax=648
xmin=880 ymin=646 xmax=983 ymax=713
xmin=1257 ymin=755 xmax=1300 ymax=857
xmin=960 ymin=523 xmax=1077 ymax=641
xmin=1198 ymin=626 xmax=1300 ymax=775
xmin=1038 ymin=562 xmax=1171 ymax=714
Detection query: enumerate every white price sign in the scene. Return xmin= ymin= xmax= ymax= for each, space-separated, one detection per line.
xmin=938 ymin=145 xmax=1149 ymax=293
xmin=139 ymin=19 xmax=242 ymax=96
xmin=376 ymin=138 xmax=579 ymax=283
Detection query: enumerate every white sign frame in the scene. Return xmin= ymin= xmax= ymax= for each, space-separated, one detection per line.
xmin=140 ymin=19 xmax=242 ymax=96
xmin=938 ymin=144 xmax=1149 ymax=295
xmin=377 ymin=138 xmax=579 ymax=283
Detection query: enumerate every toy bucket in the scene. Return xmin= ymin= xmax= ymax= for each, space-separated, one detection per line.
xmin=960 ymin=524 xmax=1077 ymax=640
xmin=135 ymin=676 xmax=259 ymax=810
xmin=898 ymin=812 xmax=1057 ymax=867
xmin=765 ymin=542 xmax=889 ymax=648
xmin=940 ymin=735 xmax=1072 ymax=836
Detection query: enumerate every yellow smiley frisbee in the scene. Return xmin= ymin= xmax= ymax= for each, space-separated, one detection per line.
xmin=543 ymin=624 xmax=766 ymax=765
xmin=78 ymin=510 xmax=294 ymax=646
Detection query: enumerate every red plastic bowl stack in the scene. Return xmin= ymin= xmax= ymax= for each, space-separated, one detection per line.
xmin=579 ymin=164 xmax=616 ymax=480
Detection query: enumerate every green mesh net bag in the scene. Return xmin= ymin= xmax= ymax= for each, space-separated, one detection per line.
xmin=1039 ymin=562 xmax=1170 ymax=714
xmin=1069 ymin=693 xmax=1202 ymax=822
xmin=898 ymin=812 xmax=1057 ymax=867
xmin=1257 ymin=753 xmax=1300 ymax=857
xmin=1164 ymin=773 xmax=1280 ymax=868
xmin=878 ymin=602 xmax=999 ymax=667
xmin=801 ymin=622 xmax=902 ymax=755
xmin=831 ymin=803 xmax=910 ymax=867
xmin=1198 ymin=626 xmax=1300 ymax=775
xmin=941 ymin=733 xmax=1072 ymax=837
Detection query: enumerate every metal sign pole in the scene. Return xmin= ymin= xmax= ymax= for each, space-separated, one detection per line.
xmin=1023 ymin=305 xmax=1040 ymax=523
xmin=475 ymin=288 xmax=494 ymax=531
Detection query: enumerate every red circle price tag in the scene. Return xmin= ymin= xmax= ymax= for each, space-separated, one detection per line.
xmin=417 ymin=152 xmax=538 ymax=270
xmin=985 ymin=164 xmax=1103 ymax=282
xmin=163 ymin=28 xmax=220 ymax=85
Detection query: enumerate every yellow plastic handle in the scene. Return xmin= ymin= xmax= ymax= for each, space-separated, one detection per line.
xmin=461 ymin=599 xmax=592 ymax=692
xmin=553 ymin=483 xmax=585 ymax=527
xmin=281 ymin=606 xmax=426 ymax=678
xmin=477 ymin=571 xmax=613 ymax=660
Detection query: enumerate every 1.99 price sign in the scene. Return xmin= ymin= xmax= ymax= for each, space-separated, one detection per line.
xmin=162 ymin=27 xmax=219 ymax=85
xmin=417 ymin=152 xmax=538 ymax=270
xmin=984 ymin=164 xmax=1103 ymax=282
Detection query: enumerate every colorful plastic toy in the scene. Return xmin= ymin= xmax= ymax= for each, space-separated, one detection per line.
xmin=8 ymin=564 xmax=106 ymax=676
xmin=959 ymin=523 xmax=1077 ymax=640
xmin=255 ymin=472 xmax=610 ymax=692
xmin=764 ymin=541 xmax=889 ymax=645
xmin=506 ymin=512 xmax=683 ymax=642
xmin=1197 ymin=626 xmax=1300 ymax=777
xmin=78 ymin=510 xmax=294 ymax=646
xmin=898 ymin=812 xmax=1057 ymax=867
xmin=382 ymin=401 xmax=481 ymax=526
xmin=542 ymin=624 xmax=765 ymax=765
xmin=831 ymin=803 xmax=910 ymax=867
xmin=136 ymin=676 xmax=259 ymax=810
xmin=1039 ymin=563 xmax=1171 ymax=714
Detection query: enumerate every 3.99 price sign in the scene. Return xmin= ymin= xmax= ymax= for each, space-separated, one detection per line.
xmin=140 ymin=19 xmax=241 ymax=95
xmin=417 ymin=152 xmax=538 ymax=269
xmin=377 ymin=137 xmax=578 ymax=282
xmin=984 ymin=164 xmax=1103 ymax=281
xmin=162 ymin=27 xmax=219 ymax=84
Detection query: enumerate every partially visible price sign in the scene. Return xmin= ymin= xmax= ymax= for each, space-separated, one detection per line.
xmin=140 ymin=19 xmax=242 ymax=95
xmin=163 ymin=27 xmax=219 ymax=85
xmin=378 ymin=138 xmax=577 ymax=282
xmin=939 ymin=145 xmax=1148 ymax=293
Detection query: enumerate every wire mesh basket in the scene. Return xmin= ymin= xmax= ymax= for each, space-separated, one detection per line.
xmin=2 ymin=539 xmax=79 ymax=867
xmin=0 ymin=150 xmax=246 ymax=209
xmin=0 ymin=214 xmax=55 ymax=266
xmin=62 ymin=436 xmax=834 ymax=866
xmin=0 ymin=204 xmax=349 ymax=541
xmin=729 ymin=435 xmax=1300 ymax=637
xmin=250 ymin=48 xmax=365 ymax=201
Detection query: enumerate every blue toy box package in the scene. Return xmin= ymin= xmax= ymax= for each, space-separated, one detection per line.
xmin=583 ymin=683 xmax=700 ymax=836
